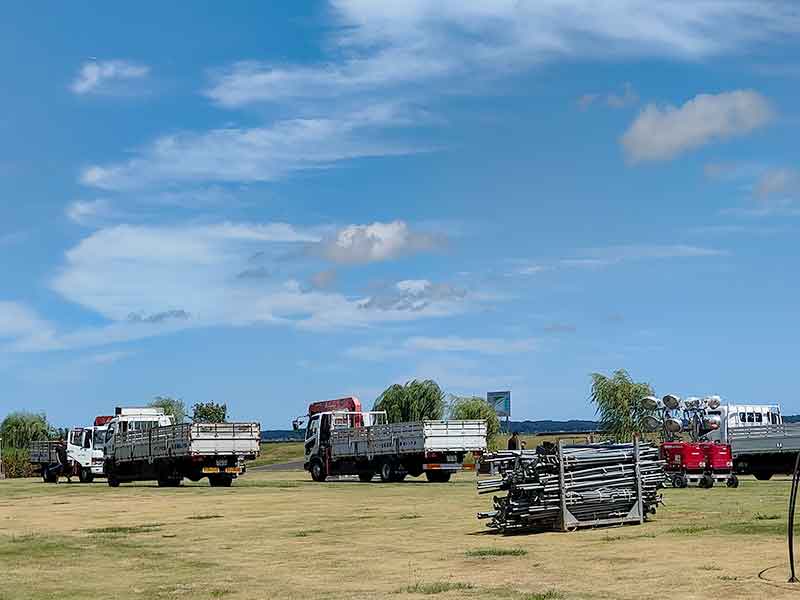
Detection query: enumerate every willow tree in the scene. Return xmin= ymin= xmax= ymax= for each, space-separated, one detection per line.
xmin=590 ymin=369 xmax=655 ymax=442
xmin=0 ymin=411 xmax=51 ymax=449
xmin=373 ymin=379 xmax=445 ymax=423
xmin=448 ymin=395 xmax=501 ymax=449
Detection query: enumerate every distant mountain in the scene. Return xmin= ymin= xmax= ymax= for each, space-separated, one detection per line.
xmin=784 ymin=415 xmax=800 ymax=423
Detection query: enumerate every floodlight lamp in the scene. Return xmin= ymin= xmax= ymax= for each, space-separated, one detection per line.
xmin=662 ymin=394 xmax=681 ymax=410
xmin=643 ymin=415 xmax=662 ymax=431
xmin=664 ymin=418 xmax=683 ymax=433
xmin=641 ymin=396 xmax=660 ymax=411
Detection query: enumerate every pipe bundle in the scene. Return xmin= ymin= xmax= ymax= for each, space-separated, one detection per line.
xmin=477 ymin=442 xmax=665 ymax=532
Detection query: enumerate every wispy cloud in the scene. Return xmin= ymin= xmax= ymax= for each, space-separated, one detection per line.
xmin=71 ymin=60 xmax=150 ymax=95
xmin=406 ymin=336 xmax=536 ymax=355
xmin=621 ymin=90 xmax=773 ymax=162
xmin=80 ymin=108 xmax=424 ymax=191
xmin=208 ymin=3 xmax=800 ymax=108
xmin=578 ymin=83 xmax=639 ymax=110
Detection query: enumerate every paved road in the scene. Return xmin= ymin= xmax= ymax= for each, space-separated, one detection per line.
xmin=249 ymin=460 xmax=305 ymax=472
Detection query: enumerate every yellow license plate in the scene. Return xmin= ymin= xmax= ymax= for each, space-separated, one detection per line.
xmin=224 ymin=467 xmax=240 ymax=474
xmin=202 ymin=467 xmax=220 ymax=474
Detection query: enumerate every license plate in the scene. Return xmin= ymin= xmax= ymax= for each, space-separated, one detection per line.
xmin=202 ymin=467 xmax=220 ymax=474
xmin=446 ymin=454 xmax=457 ymax=462
xmin=216 ymin=459 xmax=229 ymax=467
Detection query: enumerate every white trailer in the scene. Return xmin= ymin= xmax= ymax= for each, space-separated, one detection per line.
xmin=105 ymin=421 xmax=261 ymax=487
xmin=299 ymin=399 xmax=487 ymax=482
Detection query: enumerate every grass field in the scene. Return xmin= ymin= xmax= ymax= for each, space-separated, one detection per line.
xmin=1 ymin=469 xmax=799 ymax=600
xmin=247 ymin=442 xmax=305 ymax=468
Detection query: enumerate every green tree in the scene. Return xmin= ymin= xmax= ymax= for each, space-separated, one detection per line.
xmin=150 ymin=396 xmax=187 ymax=424
xmin=192 ymin=402 xmax=227 ymax=423
xmin=590 ymin=369 xmax=655 ymax=442
xmin=0 ymin=411 xmax=51 ymax=449
xmin=447 ymin=395 xmax=501 ymax=448
xmin=373 ymin=379 xmax=445 ymax=423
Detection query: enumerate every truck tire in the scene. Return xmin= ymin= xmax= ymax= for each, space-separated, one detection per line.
xmin=671 ymin=473 xmax=688 ymax=489
xmin=79 ymin=467 xmax=94 ymax=484
xmin=358 ymin=472 xmax=374 ymax=482
xmin=727 ymin=474 xmax=739 ymax=488
xmin=380 ymin=460 xmax=396 ymax=483
xmin=107 ymin=476 xmax=120 ymax=487
xmin=158 ymin=478 xmax=182 ymax=487
xmin=754 ymin=471 xmax=773 ymax=481
xmin=425 ymin=471 xmax=451 ymax=483
xmin=310 ymin=459 xmax=327 ymax=482
xmin=699 ymin=474 xmax=714 ymax=489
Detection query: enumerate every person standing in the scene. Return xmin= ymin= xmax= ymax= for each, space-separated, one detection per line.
xmin=507 ymin=431 xmax=520 ymax=450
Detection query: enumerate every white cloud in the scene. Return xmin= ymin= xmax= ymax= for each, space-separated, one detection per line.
xmin=406 ymin=336 xmax=535 ymax=355
xmin=563 ymin=244 xmax=726 ymax=268
xmin=66 ymin=199 xmax=117 ymax=226
xmin=24 ymin=222 xmax=473 ymax=352
xmin=320 ymin=221 xmax=442 ymax=264
xmin=80 ymin=110 xmax=421 ymax=191
xmin=208 ymin=2 xmax=799 ymax=107
xmin=80 ymin=351 xmax=132 ymax=365
xmin=621 ymin=90 xmax=773 ymax=162
xmin=71 ymin=60 xmax=150 ymax=95
xmin=358 ymin=279 xmax=466 ymax=312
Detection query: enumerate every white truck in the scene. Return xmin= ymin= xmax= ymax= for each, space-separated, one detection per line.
xmin=295 ymin=396 xmax=487 ymax=482
xmin=30 ymin=424 xmax=108 ymax=483
xmin=703 ymin=403 xmax=800 ymax=480
xmin=103 ymin=407 xmax=261 ymax=487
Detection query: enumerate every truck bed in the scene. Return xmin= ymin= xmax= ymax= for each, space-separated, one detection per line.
xmin=729 ymin=424 xmax=800 ymax=456
xmin=113 ymin=422 xmax=261 ymax=463
xmin=330 ymin=420 xmax=486 ymax=459
xmin=29 ymin=441 xmax=58 ymax=464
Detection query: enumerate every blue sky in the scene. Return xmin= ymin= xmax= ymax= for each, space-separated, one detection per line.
xmin=2 ymin=2 xmax=800 ymax=427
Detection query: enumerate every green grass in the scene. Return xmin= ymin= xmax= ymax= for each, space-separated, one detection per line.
xmin=294 ymin=528 xmax=323 ymax=537
xmin=246 ymin=442 xmax=304 ymax=468
xmin=753 ymin=512 xmax=781 ymax=520
xmin=400 ymin=582 xmax=474 ymax=594
xmin=85 ymin=523 xmax=163 ymax=536
xmin=519 ymin=591 xmax=563 ymax=600
xmin=465 ymin=547 xmax=528 ymax=558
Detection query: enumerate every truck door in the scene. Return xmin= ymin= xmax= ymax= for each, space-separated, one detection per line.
xmin=305 ymin=416 xmax=320 ymax=461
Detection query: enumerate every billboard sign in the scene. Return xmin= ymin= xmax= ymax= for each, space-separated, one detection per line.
xmin=487 ymin=391 xmax=511 ymax=417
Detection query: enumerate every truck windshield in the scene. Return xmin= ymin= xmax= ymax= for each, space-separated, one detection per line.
xmin=94 ymin=430 xmax=106 ymax=447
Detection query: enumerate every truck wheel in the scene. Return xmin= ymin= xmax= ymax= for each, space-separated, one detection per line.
xmin=380 ymin=461 xmax=396 ymax=483
xmin=699 ymin=474 xmax=714 ymax=489
xmin=671 ymin=473 xmax=688 ymax=489
xmin=310 ymin=459 xmax=327 ymax=482
xmin=392 ymin=472 xmax=407 ymax=482
xmin=425 ymin=471 xmax=451 ymax=483
xmin=107 ymin=476 xmax=120 ymax=487
xmin=754 ymin=471 xmax=773 ymax=481
xmin=79 ymin=468 xmax=94 ymax=484
xmin=727 ymin=474 xmax=739 ymax=488
xmin=358 ymin=472 xmax=374 ymax=482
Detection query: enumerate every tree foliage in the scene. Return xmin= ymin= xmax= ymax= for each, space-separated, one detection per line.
xmin=373 ymin=379 xmax=445 ymax=423
xmin=192 ymin=402 xmax=227 ymax=423
xmin=590 ymin=369 xmax=655 ymax=442
xmin=150 ymin=396 xmax=187 ymax=424
xmin=0 ymin=411 xmax=51 ymax=449
xmin=447 ymin=396 xmax=500 ymax=438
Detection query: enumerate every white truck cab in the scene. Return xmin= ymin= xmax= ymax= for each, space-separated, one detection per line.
xmin=704 ymin=404 xmax=783 ymax=444
xmin=66 ymin=426 xmax=108 ymax=481
xmin=103 ymin=407 xmax=174 ymax=457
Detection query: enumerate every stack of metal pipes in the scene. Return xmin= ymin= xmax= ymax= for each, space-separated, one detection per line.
xmin=477 ymin=442 xmax=665 ymax=532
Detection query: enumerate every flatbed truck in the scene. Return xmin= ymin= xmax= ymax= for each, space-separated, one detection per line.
xmin=295 ymin=396 xmax=487 ymax=482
